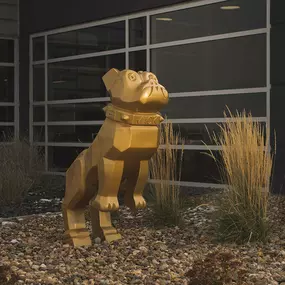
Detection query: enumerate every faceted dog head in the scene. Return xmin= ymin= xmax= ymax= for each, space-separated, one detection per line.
xmin=102 ymin=68 xmax=169 ymax=112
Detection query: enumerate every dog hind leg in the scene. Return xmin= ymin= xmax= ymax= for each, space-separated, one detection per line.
xmin=90 ymin=208 xmax=122 ymax=242
xmin=62 ymin=158 xmax=94 ymax=247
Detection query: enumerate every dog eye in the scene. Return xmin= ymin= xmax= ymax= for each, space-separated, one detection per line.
xmin=128 ymin=73 xmax=137 ymax=81
xmin=149 ymin=74 xmax=157 ymax=81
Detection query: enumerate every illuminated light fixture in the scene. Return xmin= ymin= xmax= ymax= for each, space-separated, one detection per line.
xmin=53 ymin=80 xmax=66 ymax=84
xmin=156 ymin=17 xmax=173 ymax=21
xmin=220 ymin=5 xmax=240 ymax=10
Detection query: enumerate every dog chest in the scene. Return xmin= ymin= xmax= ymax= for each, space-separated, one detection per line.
xmin=113 ymin=125 xmax=159 ymax=151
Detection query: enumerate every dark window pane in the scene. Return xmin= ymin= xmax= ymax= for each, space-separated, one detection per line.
xmin=0 ymin=39 xmax=14 ymax=62
xmin=48 ymin=54 xmax=125 ymax=100
xmin=271 ymin=24 xmax=285 ymax=86
xmin=161 ymin=93 xmax=266 ymax=119
xmin=33 ymin=37 xmax=45 ymax=61
xmin=151 ymin=0 xmax=266 ymax=44
xmin=181 ymin=150 xmax=221 ymax=183
xmin=150 ymin=149 xmax=220 ymax=183
xmin=151 ymin=34 xmax=266 ymax=92
xmin=171 ymin=122 xmax=266 ymax=145
xmin=0 ymin=107 xmax=13 ymax=122
xmin=48 ymin=102 xmax=107 ymax=122
xmin=129 ymin=17 xmax=146 ymax=47
xmin=173 ymin=123 xmax=220 ymax=145
xmin=129 ymin=50 xmax=146 ymax=72
xmin=48 ymin=146 xmax=85 ymax=171
xmin=48 ymin=125 xmax=102 ymax=143
xmin=33 ymin=106 xmax=45 ymax=122
xmin=0 ymin=126 xmax=14 ymax=141
xmin=0 ymin=67 xmax=14 ymax=102
xmin=33 ymin=126 xmax=45 ymax=142
xmin=48 ymin=21 xmax=125 ymax=59
xmin=33 ymin=65 xmax=45 ymax=101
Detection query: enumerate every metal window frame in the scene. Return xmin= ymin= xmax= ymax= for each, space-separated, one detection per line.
xmin=42 ymin=170 xmax=227 ymax=189
xmin=0 ymin=37 xmax=19 ymax=140
xmin=44 ymin=35 xmax=48 ymax=171
xmin=266 ymin=0 xmax=271 ymax=146
xmin=30 ymin=87 xmax=268 ymax=106
xmin=33 ymin=142 xmax=220 ymax=151
xmin=29 ymin=28 xmax=267 ymax=65
xmin=29 ymin=0 xmax=271 ymax=188
xmin=30 ymin=0 xmax=229 ymax=38
xmin=32 ymin=116 xmax=267 ymax=126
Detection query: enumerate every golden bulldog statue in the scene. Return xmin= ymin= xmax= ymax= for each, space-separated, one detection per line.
xmin=62 ymin=68 xmax=169 ymax=247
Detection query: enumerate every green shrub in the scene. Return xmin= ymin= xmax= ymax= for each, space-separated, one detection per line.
xmin=0 ymin=134 xmax=45 ymax=209
xmin=148 ymin=120 xmax=185 ymax=226
xmin=206 ymin=109 xmax=274 ymax=243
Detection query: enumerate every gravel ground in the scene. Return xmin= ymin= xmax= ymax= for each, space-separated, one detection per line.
xmin=1 ymin=191 xmax=285 ymax=285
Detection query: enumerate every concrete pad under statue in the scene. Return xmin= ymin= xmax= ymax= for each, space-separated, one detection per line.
xmin=61 ymin=68 xmax=169 ymax=247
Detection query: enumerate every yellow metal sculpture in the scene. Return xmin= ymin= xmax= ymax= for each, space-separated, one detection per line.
xmin=62 ymin=68 xmax=169 ymax=247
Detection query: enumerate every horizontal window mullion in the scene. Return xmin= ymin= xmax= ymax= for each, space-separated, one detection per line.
xmin=33 ymin=97 xmax=110 ymax=105
xmin=169 ymin=87 xmax=268 ymax=98
xmin=163 ymin=117 xmax=267 ymax=124
xmin=0 ymin=102 xmax=15 ymax=106
xmin=149 ymin=179 xmax=226 ymax=189
xmin=0 ymin=62 xmax=14 ymax=67
xmin=34 ymin=142 xmax=90 ymax=147
xmin=0 ymin=122 xmax=14 ymax=126
xmin=46 ymin=121 xmax=104 ymax=126
xmin=47 ymin=48 xmax=126 ymax=64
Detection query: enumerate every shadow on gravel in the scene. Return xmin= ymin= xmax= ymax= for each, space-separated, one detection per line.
xmin=0 ymin=265 xmax=19 ymax=285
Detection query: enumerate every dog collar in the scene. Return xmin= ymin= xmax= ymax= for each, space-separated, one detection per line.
xmin=103 ymin=104 xmax=164 ymax=126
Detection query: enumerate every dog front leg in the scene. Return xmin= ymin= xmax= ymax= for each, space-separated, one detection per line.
xmin=91 ymin=157 xmax=124 ymax=212
xmin=89 ymin=157 xmax=123 ymax=242
xmin=124 ymin=160 xmax=148 ymax=212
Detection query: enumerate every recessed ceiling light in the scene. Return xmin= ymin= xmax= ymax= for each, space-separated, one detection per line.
xmin=156 ymin=17 xmax=173 ymax=21
xmin=220 ymin=5 xmax=240 ymax=10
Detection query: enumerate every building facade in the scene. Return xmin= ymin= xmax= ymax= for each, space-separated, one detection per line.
xmin=1 ymin=0 xmax=284 ymax=192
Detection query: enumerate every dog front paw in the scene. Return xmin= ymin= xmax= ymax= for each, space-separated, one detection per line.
xmin=92 ymin=195 xmax=119 ymax=212
xmin=133 ymin=195 xmax=147 ymax=209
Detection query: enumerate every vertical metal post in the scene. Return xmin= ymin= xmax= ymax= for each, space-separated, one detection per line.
xmin=44 ymin=35 xmax=48 ymax=171
xmin=146 ymin=15 xmax=150 ymax=72
xmin=14 ymin=38 xmax=19 ymax=140
xmin=125 ymin=17 xmax=129 ymax=69
xmin=266 ymin=0 xmax=271 ymax=151
xmin=29 ymin=36 xmax=33 ymax=145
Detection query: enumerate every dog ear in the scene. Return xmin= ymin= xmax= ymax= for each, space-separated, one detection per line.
xmin=102 ymin=68 xmax=119 ymax=91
